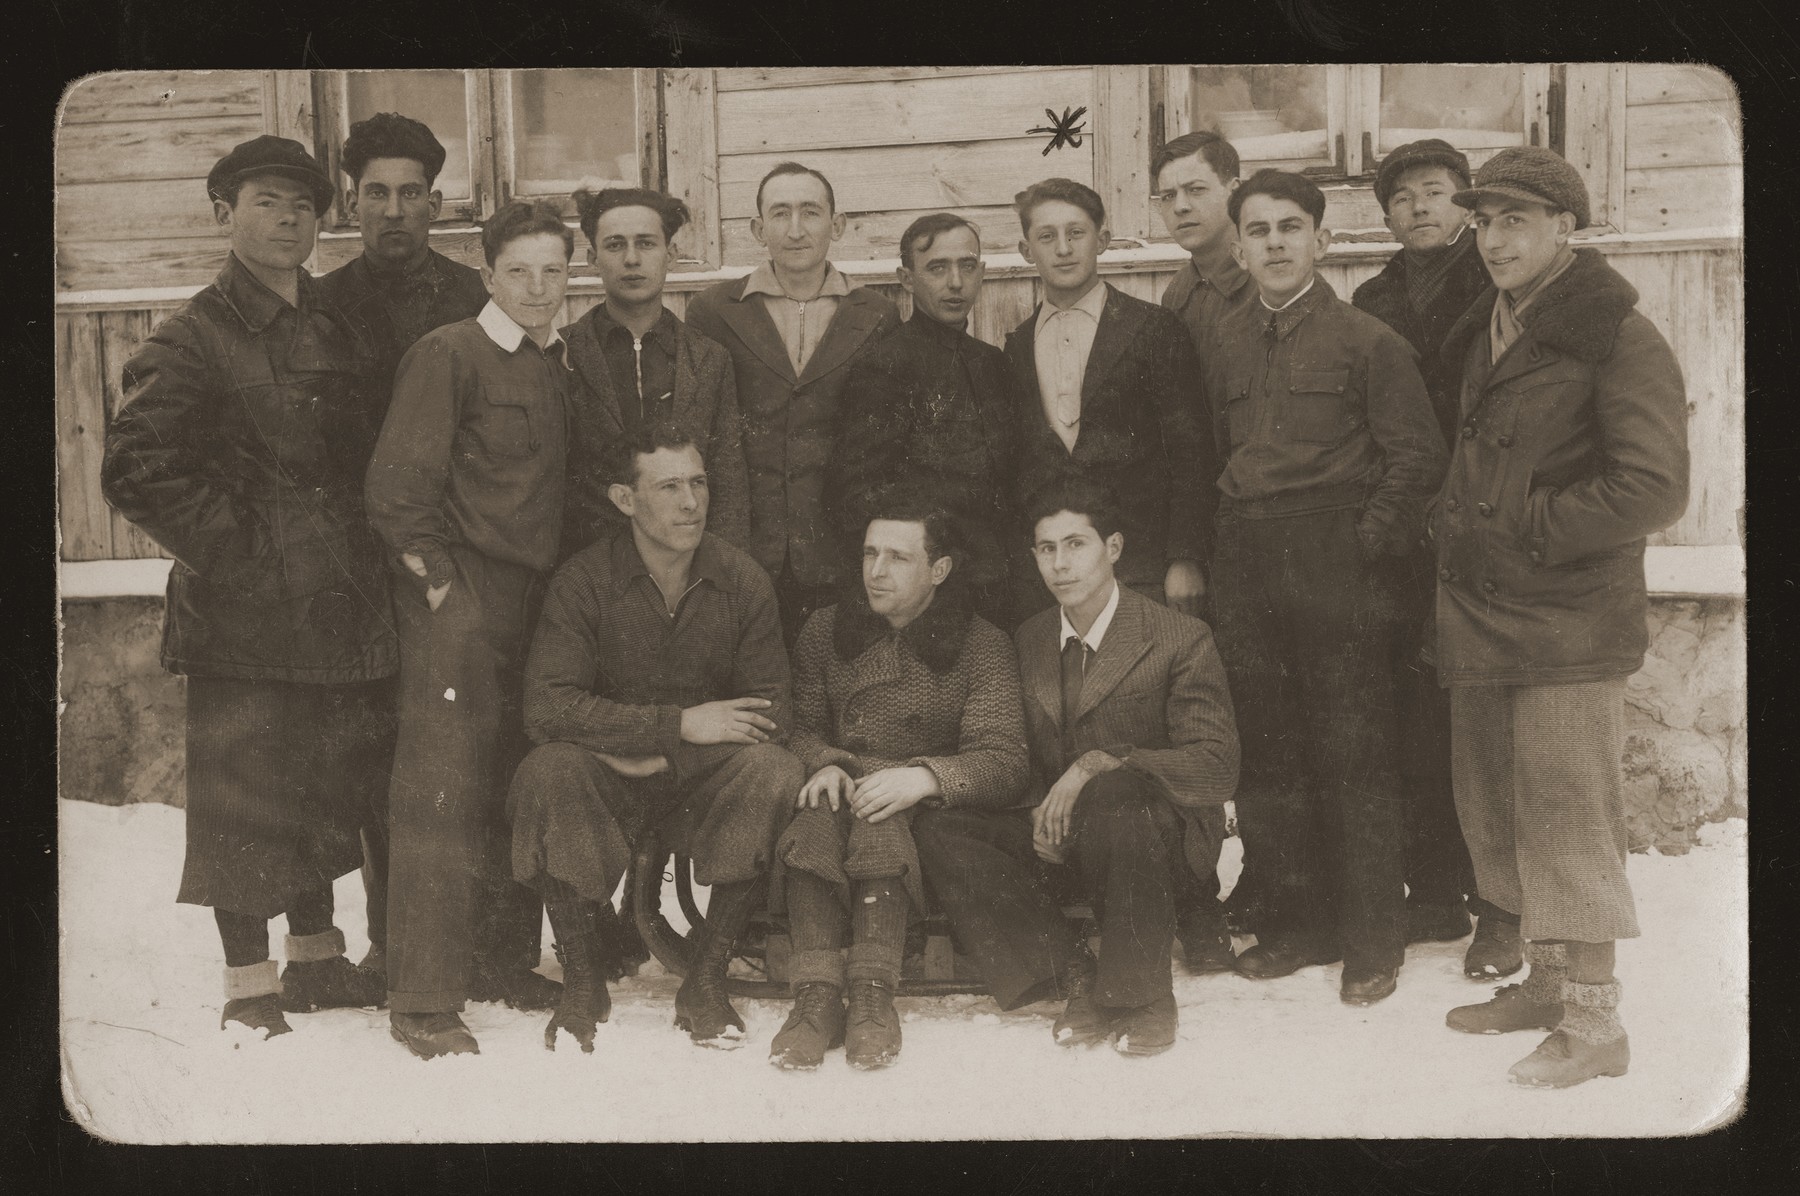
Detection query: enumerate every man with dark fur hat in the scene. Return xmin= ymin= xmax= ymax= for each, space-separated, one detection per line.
xmin=1435 ymin=147 xmax=1688 ymax=1088
xmin=317 ymin=111 xmax=489 ymax=983
xmin=103 ymin=135 xmax=392 ymax=1039
xmin=1352 ymin=139 xmax=1515 ymax=979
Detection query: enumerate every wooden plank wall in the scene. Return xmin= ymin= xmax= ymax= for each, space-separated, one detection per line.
xmin=710 ymin=67 xmax=1105 ymax=265
xmin=1620 ymin=64 xmax=1741 ymax=235
xmin=57 ymin=71 xmax=268 ymax=292
xmin=59 ymin=243 xmax=1739 ymax=561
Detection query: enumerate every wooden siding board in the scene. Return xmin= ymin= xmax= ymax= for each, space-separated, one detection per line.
xmin=718 ymin=137 xmax=1082 ymax=221
xmin=1625 ymin=100 xmax=1742 ymax=170
xmin=58 ymin=179 xmax=221 ymax=243
xmin=61 ymin=71 xmax=264 ymax=125
xmin=1626 ymin=63 xmax=1738 ymax=107
xmin=56 ymin=314 xmax=112 ymax=561
xmin=97 ymin=311 xmax=172 ymax=560
xmin=58 ymin=239 xmax=229 ymax=293
xmin=1093 ymin=66 xmax=1151 ymax=243
xmin=1625 ymin=165 xmax=1743 ymax=235
xmin=714 ymin=68 xmax=1095 ymax=156
xmin=1561 ymin=63 xmax=1621 ymax=230
xmin=56 ymin=113 xmax=266 ymax=185
xmin=664 ymin=69 xmax=724 ymax=269
xmin=716 ymin=67 xmax=1022 ymax=92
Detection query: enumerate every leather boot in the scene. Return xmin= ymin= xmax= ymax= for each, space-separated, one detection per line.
xmin=1053 ymin=952 xmax=1112 ymax=1047
xmin=1464 ymin=915 xmax=1525 ymax=979
xmin=845 ymin=979 xmax=902 ymax=1070
xmin=543 ymin=899 xmax=611 ymax=1054
xmin=770 ymin=982 xmax=846 ymax=1071
xmin=1509 ymin=980 xmax=1629 ymax=1088
xmin=222 ymin=961 xmax=291 ymax=1039
xmin=674 ymin=878 xmax=757 ymax=1048
xmin=1450 ymin=942 xmax=1565 ymax=1033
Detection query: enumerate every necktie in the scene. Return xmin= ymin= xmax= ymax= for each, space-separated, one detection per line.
xmin=1060 ymin=636 xmax=1089 ymax=766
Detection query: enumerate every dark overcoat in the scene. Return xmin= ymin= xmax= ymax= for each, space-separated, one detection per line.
xmin=685 ymin=276 xmax=900 ymax=587
xmin=1431 ymin=248 xmax=1689 ymax=686
xmin=101 ymin=254 xmax=396 ymax=684
xmin=1351 ymin=236 xmax=1493 ymax=445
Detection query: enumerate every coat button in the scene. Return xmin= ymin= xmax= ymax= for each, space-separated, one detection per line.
xmin=1481 ymin=580 xmax=1498 ymax=594
xmin=1460 ymin=425 xmax=1476 ymax=439
xmin=1438 ymin=567 xmax=1454 ymax=581
xmin=1445 ymin=499 xmax=1460 ymax=513
xmin=1498 ymin=435 xmax=1514 ymax=448
xmin=1477 ymin=502 xmax=1493 ymax=517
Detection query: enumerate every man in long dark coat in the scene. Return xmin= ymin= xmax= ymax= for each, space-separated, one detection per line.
xmin=102 ymin=136 xmax=392 ymax=1039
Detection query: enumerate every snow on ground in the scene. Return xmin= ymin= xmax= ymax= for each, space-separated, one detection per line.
xmin=58 ymin=798 xmax=1746 ymax=1143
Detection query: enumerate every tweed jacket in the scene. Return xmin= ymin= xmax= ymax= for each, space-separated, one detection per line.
xmin=789 ymin=594 xmax=1031 ymax=809
xmin=1016 ymin=584 xmax=1239 ymax=879
xmin=1351 ymin=234 xmax=1493 ymax=447
xmin=1006 ymin=284 xmax=1212 ymax=583
xmin=101 ymin=254 xmax=396 ymax=684
xmin=561 ymin=304 xmax=751 ymax=556
xmin=686 ymin=273 xmax=900 ymax=587
xmin=1431 ymin=248 xmax=1689 ymax=686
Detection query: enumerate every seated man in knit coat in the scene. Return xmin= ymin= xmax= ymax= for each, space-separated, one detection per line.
xmin=769 ymin=491 xmax=1032 ymax=1071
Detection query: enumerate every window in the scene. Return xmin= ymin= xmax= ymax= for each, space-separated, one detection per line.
xmin=1166 ymin=64 xmax=1553 ymax=180
xmin=318 ymin=68 xmax=658 ymax=226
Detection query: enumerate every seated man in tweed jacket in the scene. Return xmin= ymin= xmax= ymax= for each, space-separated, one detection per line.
xmin=1016 ymin=476 xmax=1240 ymax=1056
xmin=770 ymin=491 xmax=1032 ymax=1071
xmin=507 ymin=427 xmax=803 ymax=1055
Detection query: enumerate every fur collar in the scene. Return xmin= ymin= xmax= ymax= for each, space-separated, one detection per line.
xmin=831 ymin=585 xmax=974 ymax=675
xmin=1441 ymin=246 xmax=1642 ymax=367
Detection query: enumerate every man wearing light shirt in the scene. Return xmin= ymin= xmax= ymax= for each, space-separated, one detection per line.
xmin=686 ymin=162 xmax=899 ymax=643
xmin=1199 ymin=170 xmax=1446 ymax=1007
xmin=367 ymin=200 xmax=597 ymax=1058
xmin=1004 ymin=177 xmax=1210 ymax=624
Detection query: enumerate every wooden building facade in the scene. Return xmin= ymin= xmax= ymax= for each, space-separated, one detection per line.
xmin=56 ymin=64 xmax=1742 ymax=598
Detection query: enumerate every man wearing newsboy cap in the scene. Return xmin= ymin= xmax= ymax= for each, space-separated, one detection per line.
xmin=102 ymin=136 xmax=395 ymax=1041
xmin=1430 ymin=146 xmax=1689 ymax=1088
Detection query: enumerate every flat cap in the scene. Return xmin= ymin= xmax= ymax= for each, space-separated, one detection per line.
xmin=206 ymin=135 xmax=335 ymax=211
xmin=1452 ymin=145 xmax=1591 ymax=230
xmin=1374 ymin=138 xmax=1471 ymax=210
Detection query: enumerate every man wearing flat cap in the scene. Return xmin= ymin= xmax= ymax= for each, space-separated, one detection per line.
xmin=102 ymin=136 xmax=393 ymax=1040
xmin=1432 ymin=146 xmax=1689 ymax=1088
xmin=1352 ymin=139 xmax=1511 ymax=981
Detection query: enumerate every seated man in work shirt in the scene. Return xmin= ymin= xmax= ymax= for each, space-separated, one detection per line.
xmin=507 ymin=427 xmax=803 ymax=1054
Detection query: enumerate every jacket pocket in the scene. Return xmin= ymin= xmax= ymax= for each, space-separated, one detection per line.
xmin=1222 ymin=382 xmax=1254 ymax=450
xmin=1279 ymin=368 xmax=1356 ymax=445
xmin=473 ymin=391 xmax=537 ymax=459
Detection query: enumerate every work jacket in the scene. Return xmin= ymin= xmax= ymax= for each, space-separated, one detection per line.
xmin=101 ymin=254 xmax=396 ymax=684
xmin=1431 ymin=248 xmax=1689 ymax=686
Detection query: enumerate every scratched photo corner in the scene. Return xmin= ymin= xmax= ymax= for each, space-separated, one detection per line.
xmin=54 ymin=62 xmax=1745 ymax=1144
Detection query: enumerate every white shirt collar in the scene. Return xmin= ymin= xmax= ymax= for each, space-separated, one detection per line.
xmin=477 ymin=300 xmax=565 ymax=353
xmin=1059 ymin=581 xmax=1121 ymax=653
xmin=1036 ymin=278 xmax=1108 ymax=333
xmin=1258 ymin=275 xmax=1316 ymax=313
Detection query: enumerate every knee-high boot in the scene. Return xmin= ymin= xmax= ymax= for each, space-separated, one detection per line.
xmin=674 ymin=879 xmax=758 ymax=1048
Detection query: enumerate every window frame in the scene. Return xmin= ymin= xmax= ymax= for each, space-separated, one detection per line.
xmin=313 ymin=68 xmax=663 ymax=230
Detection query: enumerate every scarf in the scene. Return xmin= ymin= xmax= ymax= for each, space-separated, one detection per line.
xmin=1490 ymin=246 xmax=1578 ymax=364
xmin=1402 ymin=224 xmax=1476 ymax=320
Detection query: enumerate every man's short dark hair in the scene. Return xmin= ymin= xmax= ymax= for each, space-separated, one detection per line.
xmin=863 ymin=483 xmax=958 ymax=563
xmin=755 ymin=162 xmax=836 ymax=215
xmin=1024 ymin=475 xmax=1124 ymax=545
xmin=1227 ymin=169 xmax=1327 ymax=230
xmin=341 ymin=113 xmax=448 ymax=187
xmin=573 ymin=187 xmax=690 ymax=249
xmin=1014 ymin=177 xmax=1105 ymax=236
xmin=899 ymin=212 xmax=982 ymax=271
xmin=1150 ymin=131 xmax=1241 ymax=190
xmin=601 ymin=424 xmax=705 ymax=491
xmin=480 ymin=200 xmax=574 ymax=266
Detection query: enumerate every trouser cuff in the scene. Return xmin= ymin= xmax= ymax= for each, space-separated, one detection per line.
xmin=284 ymin=928 xmax=347 ymax=963
xmin=388 ymin=989 xmax=466 ymax=1014
xmin=846 ymin=942 xmax=903 ymax=988
xmin=790 ymin=948 xmax=846 ymax=990
xmin=224 ymin=960 xmax=281 ymax=1000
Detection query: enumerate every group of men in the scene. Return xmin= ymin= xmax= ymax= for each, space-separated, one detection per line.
xmin=100 ymin=102 xmax=1687 ymax=1090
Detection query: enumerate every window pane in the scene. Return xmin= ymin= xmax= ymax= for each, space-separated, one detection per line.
xmin=512 ymin=69 xmax=639 ymax=198
xmin=343 ymin=70 xmax=472 ymax=201
xmin=1187 ymin=66 xmax=1331 ymax=168
xmin=1379 ymin=65 xmax=1524 ymax=155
